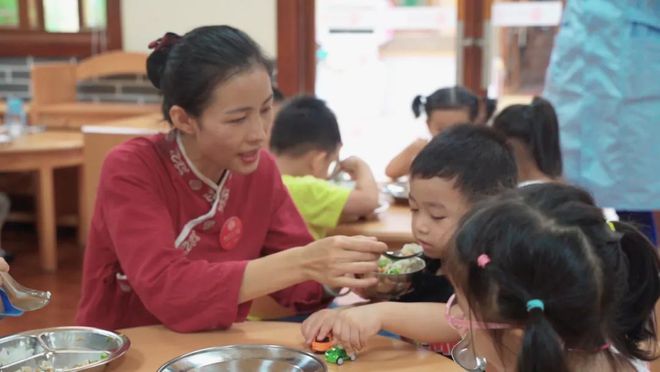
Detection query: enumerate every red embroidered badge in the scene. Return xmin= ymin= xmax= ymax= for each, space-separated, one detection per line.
xmin=219 ymin=216 xmax=242 ymax=250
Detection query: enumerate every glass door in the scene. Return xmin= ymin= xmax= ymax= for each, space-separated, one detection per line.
xmin=315 ymin=0 xmax=459 ymax=178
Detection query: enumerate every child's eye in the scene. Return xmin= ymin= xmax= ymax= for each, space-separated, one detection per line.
xmin=431 ymin=216 xmax=446 ymax=221
xmin=261 ymin=106 xmax=272 ymax=114
xmin=228 ymin=117 xmax=247 ymax=124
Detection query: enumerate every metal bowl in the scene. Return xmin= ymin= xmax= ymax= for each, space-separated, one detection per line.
xmin=158 ymin=344 xmax=327 ymax=372
xmin=384 ymin=182 xmax=409 ymax=204
xmin=359 ymin=256 xmax=426 ymax=300
xmin=0 ymin=326 xmax=130 ymax=371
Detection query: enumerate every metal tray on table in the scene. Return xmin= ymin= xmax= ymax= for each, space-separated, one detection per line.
xmin=0 ymin=326 xmax=130 ymax=371
xmin=158 ymin=344 xmax=327 ymax=372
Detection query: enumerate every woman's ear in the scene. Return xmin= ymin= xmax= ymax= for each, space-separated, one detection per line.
xmin=170 ymin=105 xmax=199 ymax=135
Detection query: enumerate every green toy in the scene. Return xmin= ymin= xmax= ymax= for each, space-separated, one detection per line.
xmin=324 ymin=346 xmax=356 ymax=366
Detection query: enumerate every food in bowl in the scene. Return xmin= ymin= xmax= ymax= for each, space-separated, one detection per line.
xmin=360 ymin=249 xmax=426 ymax=300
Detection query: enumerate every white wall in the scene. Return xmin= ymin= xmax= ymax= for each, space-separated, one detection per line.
xmin=121 ymin=0 xmax=277 ymax=57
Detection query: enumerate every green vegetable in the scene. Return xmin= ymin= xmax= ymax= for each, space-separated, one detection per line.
xmin=377 ymin=256 xmax=392 ymax=268
xmin=386 ymin=267 xmax=401 ymax=275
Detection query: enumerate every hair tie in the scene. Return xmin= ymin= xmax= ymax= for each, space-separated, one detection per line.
xmin=148 ymin=32 xmax=181 ymax=51
xmin=607 ymin=221 xmax=616 ymax=232
xmin=476 ymin=254 xmax=491 ymax=268
xmin=526 ymin=299 xmax=545 ymax=312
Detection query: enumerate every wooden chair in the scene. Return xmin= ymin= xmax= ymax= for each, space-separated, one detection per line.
xmin=30 ymin=51 xmax=159 ymax=129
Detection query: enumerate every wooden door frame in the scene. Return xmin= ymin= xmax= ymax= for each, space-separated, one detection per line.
xmin=276 ymin=0 xmax=316 ymax=97
xmin=457 ymin=0 xmax=491 ymax=96
xmin=276 ymin=0 xmax=490 ymax=97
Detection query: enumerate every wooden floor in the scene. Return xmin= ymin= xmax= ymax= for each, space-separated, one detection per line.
xmin=0 ymin=224 xmax=82 ymax=336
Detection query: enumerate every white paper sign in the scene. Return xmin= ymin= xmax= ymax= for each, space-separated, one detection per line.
xmin=492 ymin=1 xmax=563 ymax=27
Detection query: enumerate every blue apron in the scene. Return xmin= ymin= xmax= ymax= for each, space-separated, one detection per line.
xmin=543 ymin=0 xmax=660 ymax=210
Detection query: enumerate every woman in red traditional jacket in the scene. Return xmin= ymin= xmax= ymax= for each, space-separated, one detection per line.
xmin=76 ymin=26 xmax=386 ymax=332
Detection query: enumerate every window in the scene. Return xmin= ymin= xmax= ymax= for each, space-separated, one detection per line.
xmin=0 ymin=0 xmax=121 ymax=57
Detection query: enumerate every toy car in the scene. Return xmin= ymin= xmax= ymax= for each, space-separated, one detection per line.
xmin=324 ymin=346 xmax=356 ymax=365
xmin=311 ymin=336 xmax=333 ymax=354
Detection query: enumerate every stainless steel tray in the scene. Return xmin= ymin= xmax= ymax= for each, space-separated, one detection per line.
xmin=384 ymin=182 xmax=409 ymax=203
xmin=0 ymin=326 xmax=130 ymax=371
xmin=158 ymin=344 xmax=327 ymax=372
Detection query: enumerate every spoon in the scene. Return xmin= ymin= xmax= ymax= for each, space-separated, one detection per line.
xmin=383 ymin=249 xmax=423 ymax=260
xmin=0 ymin=271 xmax=51 ymax=311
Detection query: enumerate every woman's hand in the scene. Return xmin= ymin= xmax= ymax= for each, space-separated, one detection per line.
xmin=299 ymin=236 xmax=386 ymax=289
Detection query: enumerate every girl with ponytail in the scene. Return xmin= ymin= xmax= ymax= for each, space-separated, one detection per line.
xmin=445 ymin=183 xmax=658 ymax=372
xmin=386 ymin=86 xmax=483 ymax=179
xmin=492 ymin=96 xmax=562 ymax=184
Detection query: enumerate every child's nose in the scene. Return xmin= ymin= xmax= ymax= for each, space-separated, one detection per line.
xmin=414 ymin=222 xmax=430 ymax=235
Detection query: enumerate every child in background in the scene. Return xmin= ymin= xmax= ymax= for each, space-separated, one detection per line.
xmin=270 ymin=96 xmax=379 ymax=240
xmin=303 ymin=124 xmax=518 ymax=353
xmin=492 ymin=96 xmax=562 ymax=186
xmin=301 ymin=183 xmax=659 ymax=371
xmin=386 ymin=86 xmax=483 ymax=180
xmin=492 ymin=97 xmax=619 ymax=221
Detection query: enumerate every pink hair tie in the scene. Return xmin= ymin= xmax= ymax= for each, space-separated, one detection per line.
xmin=477 ymin=254 xmax=491 ymax=268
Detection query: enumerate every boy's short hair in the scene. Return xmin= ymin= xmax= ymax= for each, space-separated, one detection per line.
xmin=270 ymin=96 xmax=342 ymax=156
xmin=411 ymin=124 xmax=517 ymax=202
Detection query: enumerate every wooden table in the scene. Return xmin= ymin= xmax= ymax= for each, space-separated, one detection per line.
xmin=0 ymin=131 xmax=83 ymax=271
xmin=330 ymin=204 xmax=413 ymax=248
xmin=107 ymin=321 xmax=461 ymax=371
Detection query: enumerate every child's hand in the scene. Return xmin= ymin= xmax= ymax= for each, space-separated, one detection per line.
xmin=340 ymin=156 xmax=368 ymax=176
xmin=302 ymin=308 xmax=340 ymax=345
xmin=302 ymin=305 xmax=383 ymax=354
xmin=331 ymin=305 xmax=383 ymax=354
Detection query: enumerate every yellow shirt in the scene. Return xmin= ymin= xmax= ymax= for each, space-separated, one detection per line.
xmin=282 ymin=175 xmax=352 ymax=240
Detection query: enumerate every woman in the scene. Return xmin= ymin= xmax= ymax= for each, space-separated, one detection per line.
xmin=76 ymin=26 xmax=386 ymax=332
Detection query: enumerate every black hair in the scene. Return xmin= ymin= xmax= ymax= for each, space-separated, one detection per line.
xmin=146 ymin=26 xmax=273 ymax=123
xmin=412 ymin=86 xmax=480 ymax=121
xmin=410 ymin=124 xmax=517 ymax=203
xmin=483 ymin=97 xmax=498 ymax=123
xmin=493 ymin=96 xmax=563 ymax=178
xmin=518 ymin=183 xmax=660 ymax=363
xmin=273 ymin=87 xmax=285 ymax=103
xmin=448 ymin=193 xmax=607 ymax=372
xmin=446 ymin=183 xmax=660 ymax=371
xmin=269 ymin=95 xmax=342 ymax=157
